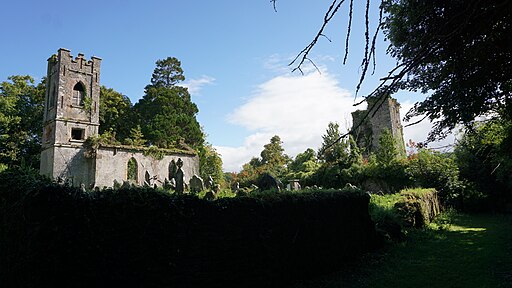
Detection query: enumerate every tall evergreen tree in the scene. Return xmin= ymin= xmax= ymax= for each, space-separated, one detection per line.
xmin=318 ymin=122 xmax=349 ymax=166
xmin=260 ymin=135 xmax=289 ymax=176
xmin=134 ymin=57 xmax=204 ymax=148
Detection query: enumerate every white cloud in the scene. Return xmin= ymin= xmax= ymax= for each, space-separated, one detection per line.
xmin=216 ymin=73 xmax=458 ymax=171
xmin=216 ymin=71 xmax=364 ymax=172
xmin=181 ymin=75 xmax=215 ymax=95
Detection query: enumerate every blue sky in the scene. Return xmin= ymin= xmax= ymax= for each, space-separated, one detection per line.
xmin=1 ymin=0 xmax=454 ymax=171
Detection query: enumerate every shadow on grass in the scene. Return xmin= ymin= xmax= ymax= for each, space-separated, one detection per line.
xmin=292 ymin=214 xmax=512 ymax=288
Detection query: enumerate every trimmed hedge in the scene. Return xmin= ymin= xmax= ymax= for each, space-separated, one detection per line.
xmin=369 ymin=188 xmax=441 ymax=241
xmin=0 ymin=169 xmax=377 ymax=287
xmin=394 ymin=188 xmax=441 ymax=228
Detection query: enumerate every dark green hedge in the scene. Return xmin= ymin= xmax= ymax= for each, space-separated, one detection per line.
xmin=394 ymin=188 xmax=441 ymax=228
xmin=0 ymin=169 xmax=377 ymax=287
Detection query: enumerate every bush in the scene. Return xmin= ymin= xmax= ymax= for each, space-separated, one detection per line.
xmin=0 ymin=173 xmax=378 ymax=287
xmin=370 ymin=188 xmax=441 ymax=241
xmin=395 ymin=188 xmax=441 ymax=228
xmin=406 ymin=149 xmax=463 ymax=205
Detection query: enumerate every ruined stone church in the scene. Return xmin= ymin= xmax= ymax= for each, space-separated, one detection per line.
xmin=40 ymin=48 xmax=199 ymax=188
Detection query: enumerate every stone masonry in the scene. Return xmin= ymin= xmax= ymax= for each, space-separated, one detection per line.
xmin=40 ymin=48 xmax=199 ymax=188
xmin=351 ymin=96 xmax=406 ymax=157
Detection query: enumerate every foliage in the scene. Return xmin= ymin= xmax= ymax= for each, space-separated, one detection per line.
xmin=395 ymin=188 xmax=441 ymax=228
xmin=260 ymin=135 xmax=290 ymax=176
xmin=236 ymin=135 xmax=289 ymax=187
xmin=150 ymin=57 xmax=185 ymax=88
xmin=198 ymin=143 xmax=225 ymax=187
xmin=0 ymin=180 xmax=377 ymax=287
xmin=314 ymin=123 xmax=364 ymax=189
xmin=455 ymin=119 xmax=512 ymax=209
xmin=318 ymin=122 xmax=349 ymax=165
xmin=0 ymin=75 xmax=45 ymax=169
xmin=127 ymin=157 xmax=137 ymax=181
xmin=99 ymin=85 xmax=133 ymax=140
xmin=406 ymin=149 xmax=462 ymax=205
xmin=382 ymin=0 xmax=512 ymax=140
xmin=143 ymin=145 xmax=165 ymax=160
xmin=363 ymin=155 xmax=410 ymax=194
xmin=285 ymin=148 xmax=320 ymax=186
xmin=370 ymin=188 xmax=440 ymax=243
xmin=123 ymin=125 xmax=146 ymax=147
xmin=375 ymin=128 xmax=399 ymax=167
xmin=134 ymin=57 xmax=203 ymax=148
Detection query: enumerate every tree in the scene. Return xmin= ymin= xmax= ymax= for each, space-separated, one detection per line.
xmin=286 ymin=148 xmax=320 ymax=186
xmin=199 ymin=143 xmax=225 ymax=187
xmin=318 ymin=122 xmax=349 ymax=166
xmin=315 ymin=122 xmax=354 ymax=189
xmin=151 ymin=57 xmax=185 ymax=88
xmin=278 ymin=0 xmax=512 ymax=141
xmin=407 ymin=148 xmax=462 ymax=204
xmin=455 ymin=119 xmax=512 ymax=207
xmin=0 ymin=75 xmax=45 ymax=169
xmin=382 ymin=0 xmax=512 ymax=140
xmin=99 ymin=86 xmax=133 ymax=141
xmin=236 ymin=135 xmax=289 ymax=187
xmin=260 ymin=135 xmax=289 ymax=177
xmin=134 ymin=57 xmax=204 ymax=148
xmin=123 ymin=125 xmax=146 ymax=147
xmin=375 ymin=128 xmax=398 ymax=167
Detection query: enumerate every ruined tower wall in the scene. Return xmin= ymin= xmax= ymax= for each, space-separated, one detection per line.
xmin=351 ymin=96 xmax=406 ymax=156
xmin=40 ymin=49 xmax=101 ymax=186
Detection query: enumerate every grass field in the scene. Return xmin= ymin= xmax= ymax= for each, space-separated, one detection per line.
xmin=293 ymin=213 xmax=512 ymax=288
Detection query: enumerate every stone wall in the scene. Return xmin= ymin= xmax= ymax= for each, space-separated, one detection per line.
xmin=94 ymin=146 xmax=199 ymax=188
xmin=40 ymin=144 xmax=96 ymax=187
xmin=351 ymin=96 xmax=406 ymax=156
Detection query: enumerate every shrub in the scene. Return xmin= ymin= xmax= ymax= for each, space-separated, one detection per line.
xmin=406 ymin=149 xmax=463 ymax=205
xmin=0 ymin=176 xmax=378 ymax=287
xmin=395 ymin=188 xmax=441 ymax=228
xmin=370 ymin=188 xmax=441 ymax=241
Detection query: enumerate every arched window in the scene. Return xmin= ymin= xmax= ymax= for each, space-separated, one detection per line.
xmin=72 ymin=82 xmax=85 ymax=106
xmin=127 ymin=157 xmax=138 ymax=182
xmin=145 ymin=171 xmax=151 ymax=186
xmin=168 ymin=160 xmax=177 ymax=180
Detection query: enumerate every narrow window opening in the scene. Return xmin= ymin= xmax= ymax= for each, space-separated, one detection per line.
xmin=127 ymin=157 xmax=138 ymax=182
xmin=72 ymin=82 xmax=85 ymax=106
xmin=145 ymin=171 xmax=151 ymax=186
xmin=71 ymin=128 xmax=85 ymax=141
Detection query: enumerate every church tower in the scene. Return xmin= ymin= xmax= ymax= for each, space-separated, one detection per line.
xmin=40 ymin=48 xmax=102 ymax=186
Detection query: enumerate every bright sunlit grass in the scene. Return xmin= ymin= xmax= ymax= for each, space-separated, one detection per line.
xmin=293 ymin=213 xmax=512 ymax=288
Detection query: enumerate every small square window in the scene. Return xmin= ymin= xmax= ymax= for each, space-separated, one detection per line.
xmin=71 ymin=128 xmax=85 ymax=141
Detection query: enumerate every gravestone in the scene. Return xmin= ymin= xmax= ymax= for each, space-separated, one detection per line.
xmin=206 ymin=175 xmax=214 ymax=190
xmin=204 ymin=191 xmax=216 ymax=201
xmin=288 ymin=179 xmax=301 ymax=191
xmin=231 ymin=182 xmax=240 ymax=194
xmin=257 ymin=173 xmax=280 ymax=192
xmin=189 ymin=174 xmax=204 ymax=193
xmin=175 ymin=158 xmax=185 ymax=194
xmin=213 ymin=184 xmax=221 ymax=194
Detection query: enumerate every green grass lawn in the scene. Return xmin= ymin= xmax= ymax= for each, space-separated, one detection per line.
xmin=293 ymin=213 xmax=512 ymax=288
